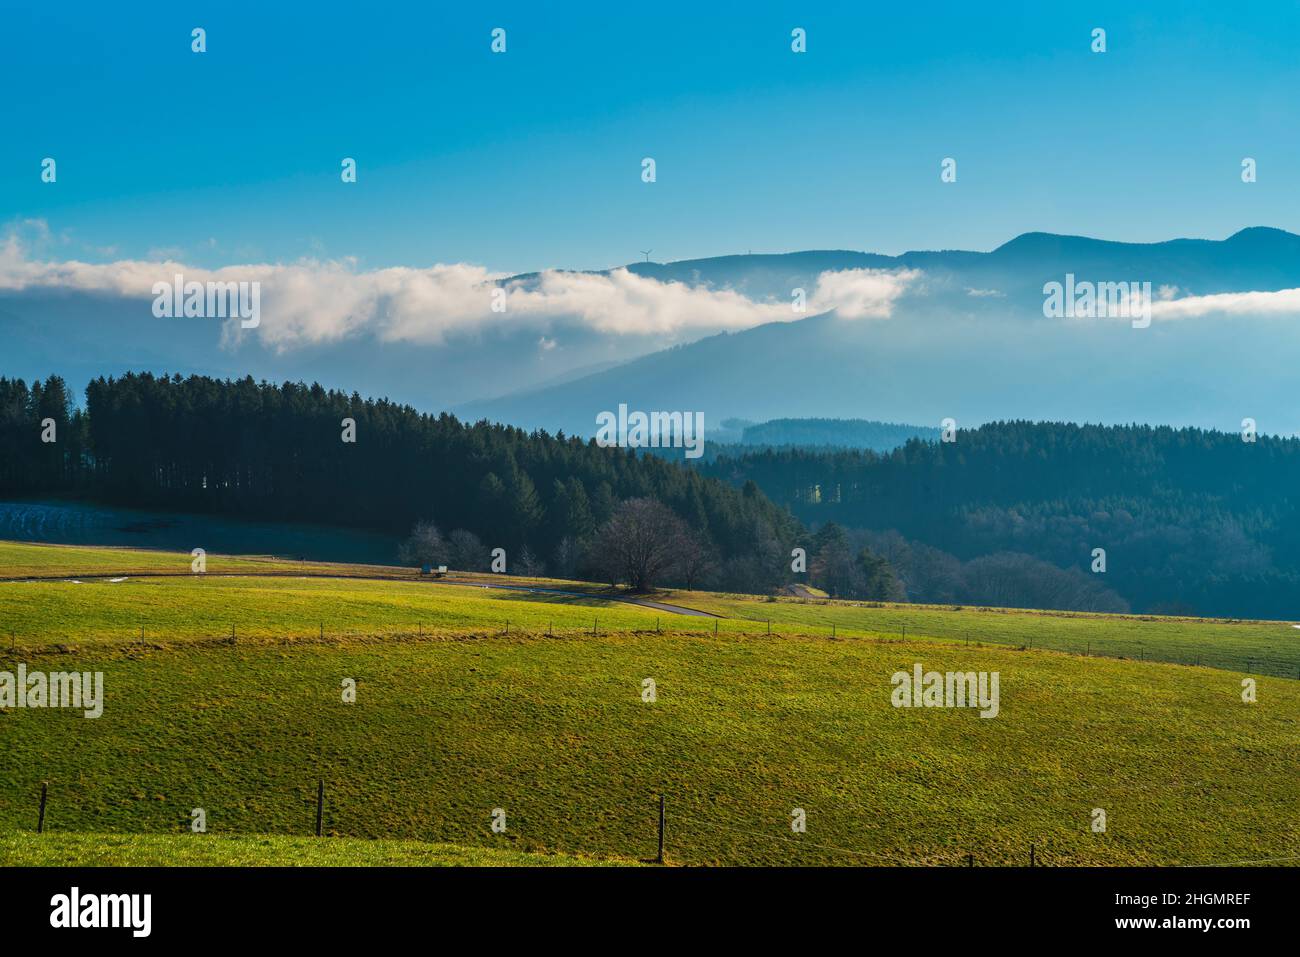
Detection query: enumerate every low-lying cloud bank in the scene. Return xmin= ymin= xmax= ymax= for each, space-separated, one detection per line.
xmin=7 ymin=220 xmax=1300 ymax=354
xmin=1150 ymin=287 xmax=1300 ymax=320
xmin=0 ymin=225 xmax=917 ymax=350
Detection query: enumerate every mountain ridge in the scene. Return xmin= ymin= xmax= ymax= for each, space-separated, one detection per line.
xmin=459 ymin=226 xmax=1300 ymax=434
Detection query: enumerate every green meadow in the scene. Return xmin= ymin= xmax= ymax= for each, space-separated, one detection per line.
xmin=2 ymin=627 xmax=1297 ymax=866
xmin=667 ymin=590 xmax=1300 ymax=678
xmin=0 ymin=832 xmax=626 ymax=866
xmin=1 ymin=575 xmax=668 ymax=649
xmin=4 ymin=541 xmax=1299 ymax=679
xmin=1 ymin=542 xmax=1297 ymax=867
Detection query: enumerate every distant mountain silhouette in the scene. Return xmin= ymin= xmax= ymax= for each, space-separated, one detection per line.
xmin=576 ymin=226 xmax=1300 ymax=299
xmin=458 ymin=228 xmax=1300 ymax=435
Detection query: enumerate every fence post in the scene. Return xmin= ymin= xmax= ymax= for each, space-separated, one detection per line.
xmin=967 ymin=853 xmax=973 ymax=866
xmin=656 ymin=794 xmax=665 ymax=865
xmin=37 ymin=782 xmax=48 ymax=834
xmin=315 ymin=779 xmax=324 ymax=837
xmin=714 ymin=619 xmax=718 ymax=636
xmin=1029 ymin=843 xmax=1035 ymax=867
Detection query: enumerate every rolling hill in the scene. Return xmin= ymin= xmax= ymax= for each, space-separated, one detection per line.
xmin=1 ymin=543 xmax=1297 ymax=867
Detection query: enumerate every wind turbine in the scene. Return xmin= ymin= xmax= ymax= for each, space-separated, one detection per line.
xmin=639 ymin=249 xmax=653 ymax=262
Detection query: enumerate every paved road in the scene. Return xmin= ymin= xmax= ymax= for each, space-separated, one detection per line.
xmin=1 ymin=569 xmax=720 ymax=618
xmin=438 ymin=579 xmax=717 ymax=617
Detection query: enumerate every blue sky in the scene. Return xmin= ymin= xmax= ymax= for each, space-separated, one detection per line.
xmin=4 ymin=0 xmax=1300 ymax=273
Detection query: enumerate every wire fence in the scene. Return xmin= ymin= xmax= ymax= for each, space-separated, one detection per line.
xmin=6 ymin=611 xmax=1298 ymax=680
xmin=11 ymin=782 xmax=1296 ymax=868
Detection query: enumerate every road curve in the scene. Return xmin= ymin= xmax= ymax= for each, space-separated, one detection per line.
xmin=0 ymin=569 xmax=721 ymax=618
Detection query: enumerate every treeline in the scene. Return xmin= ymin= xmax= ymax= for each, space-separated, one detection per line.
xmin=0 ymin=373 xmax=803 ymax=593
xmin=10 ymin=376 xmax=1269 ymax=615
xmin=740 ymin=417 xmax=938 ymax=451
xmin=701 ymin=421 xmax=1300 ymax=618
xmin=0 ymin=376 xmax=88 ymax=493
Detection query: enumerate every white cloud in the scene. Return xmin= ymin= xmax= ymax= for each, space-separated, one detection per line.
xmin=809 ymin=268 xmax=921 ymax=319
xmin=1151 ymin=287 xmax=1300 ymax=321
xmin=0 ymin=222 xmax=924 ymax=350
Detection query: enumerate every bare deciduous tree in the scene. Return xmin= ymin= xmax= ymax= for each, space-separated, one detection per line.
xmin=677 ymin=531 xmax=716 ymax=590
xmin=591 ymin=497 xmax=691 ymax=592
xmin=516 ymin=545 xmax=545 ymax=577
xmin=447 ymin=528 xmax=486 ymax=572
xmin=398 ymin=520 xmax=446 ymax=567
xmin=551 ymin=535 xmax=583 ymax=580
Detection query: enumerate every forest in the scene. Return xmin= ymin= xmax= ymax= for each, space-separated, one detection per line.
xmin=700 ymin=421 xmax=1300 ymax=618
xmin=5 ymin=375 xmax=1297 ymax=617
xmin=0 ymin=373 xmax=800 ymax=593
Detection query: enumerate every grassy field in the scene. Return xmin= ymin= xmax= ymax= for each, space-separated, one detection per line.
xmin=663 ymin=590 xmax=1300 ymax=679
xmin=0 ymin=832 xmax=627 ymax=866
xmin=4 ymin=540 xmax=1298 ymax=678
xmin=1 ymin=541 xmax=1297 ymax=867
xmin=2 ymin=627 xmax=1297 ymax=866
xmin=0 ymin=540 xmax=405 ymax=580
xmin=0 ymin=575 xmax=671 ymax=649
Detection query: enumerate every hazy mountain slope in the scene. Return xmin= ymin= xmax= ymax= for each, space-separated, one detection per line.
xmin=460 ymin=228 xmax=1300 ymax=436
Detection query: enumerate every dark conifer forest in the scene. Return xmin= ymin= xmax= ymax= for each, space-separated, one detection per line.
xmin=5 ymin=374 xmax=1300 ymax=618
xmin=0 ymin=373 xmax=800 ymax=592
xmin=700 ymin=422 xmax=1300 ymax=618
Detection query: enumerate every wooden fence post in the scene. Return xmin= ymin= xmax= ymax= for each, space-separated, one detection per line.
xmin=37 ymin=782 xmax=48 ymax=834
xmin=656 ymin=795 xmax=665 ymax=865
xmin=315 ymin=779 xmax=324 ymax=837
